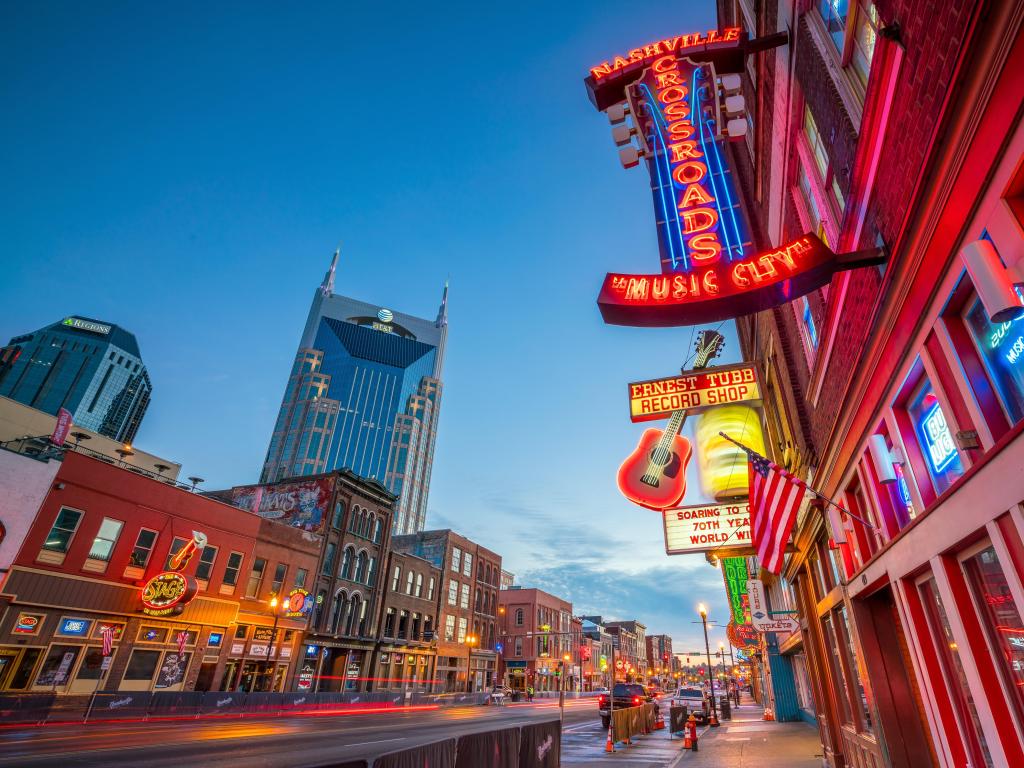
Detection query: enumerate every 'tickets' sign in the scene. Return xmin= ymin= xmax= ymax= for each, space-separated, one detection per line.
xmin=663 ymin=502 xmax=751 ymax=554
xmin=628 ymin=362 xmax=760 ymax=422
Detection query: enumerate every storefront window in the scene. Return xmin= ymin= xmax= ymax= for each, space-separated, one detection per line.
xmin=965 ymin=298 xmax=1024 ymax=424
xmin=821 ymin=613 xmax=854 ymax=724
xmin=818 ymin=0 xmax=849 ymax=53
xmin=124 ymin=649 xmax=161 ymax=682
xmin=837 ymin=606 xmax=873 ymax=732
xmin=920 ymin=577 xmax=993 ymax=768
xmin=963 ymin=545 xmax=1024 ymax=727
xmin=909 ymin=382 xmax=963 ymax=494
xmin=75 ymin=648 xmax=105 ymax=681
xmin=34 ymin=645 xmax=82 ymax=687
xmin=7 ymin=649 xmax=41 ymax=689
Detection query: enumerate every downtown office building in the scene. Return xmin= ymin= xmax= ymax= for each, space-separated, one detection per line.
xmin=261 ymin=252 xmax=447 ymax=535
xmin=0 ymin=316 xmax=152 ymax=443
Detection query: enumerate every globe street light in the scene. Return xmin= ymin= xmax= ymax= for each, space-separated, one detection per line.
xmin=463 ymin=633 xmax=479 ymax=692
xmin=264 ymin=595 xmax=288 ymax=691
xmin=698 ymin=603 xmax=720 ymax=727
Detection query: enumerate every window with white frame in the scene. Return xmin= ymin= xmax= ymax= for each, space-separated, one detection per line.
xmin=451 ymin=547 xmax=461 ymax=572
xmin=445 ymin=614 xmax=455 ymax=641
xmin=448 ymin=579 xmax=458 ymax=606
xmin=460 ymin=583 xmax=470 ymax=609
xmin=815 ymin=0 xmax=881 ymax=100
xmin=88 ymin=518 xmax=123 ymax=561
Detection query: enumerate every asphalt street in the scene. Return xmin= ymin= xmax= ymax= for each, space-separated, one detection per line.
xmin=0 ymin=697 xmax=600 ymax=767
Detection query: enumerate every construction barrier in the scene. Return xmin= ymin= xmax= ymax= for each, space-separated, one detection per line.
xmin=376 ymin=737 xmax=457 ymax=768
xmin=518 ymin=719 xmax=560 ymax=767
xmin=610 ymin=703 xmax=659 ymax=745
xmin=87 ymin=692 xmax=153 ymax=721
xmin=669 ymin=705 xmax=689 ymax=733
xmin=454 ymin=726 xmax=520 ymax=768
xmin=0 ymin=694 xmax=56 ymax=724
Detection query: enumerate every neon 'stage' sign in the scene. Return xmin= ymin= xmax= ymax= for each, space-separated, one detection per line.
xmin=584 ymin=30 xmax=884 ymax=326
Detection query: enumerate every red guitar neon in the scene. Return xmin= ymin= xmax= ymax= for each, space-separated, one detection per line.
xmin=617 ymin=330 xmax=724 ymax=510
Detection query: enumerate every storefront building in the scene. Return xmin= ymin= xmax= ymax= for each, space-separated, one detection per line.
xmin=0 ymin=449 xmax=313 ymax=694
xmin=498 ymin=587 xmax=574 ymax=693
xmin=393 ymin=530 xmax=503 ymax=692
xmin=370 ymin=550 xmax=440 ymax=693
xmin=723 ymin=0 xmax=1024 ymax=765
xmin=217 ymin=469 xmax=397 ymax=693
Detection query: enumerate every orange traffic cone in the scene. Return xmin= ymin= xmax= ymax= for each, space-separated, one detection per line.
xmin=654 ymin=709 xmax=665 ymax=730
xmin=605 ymin=725 xmax=615 ymax=753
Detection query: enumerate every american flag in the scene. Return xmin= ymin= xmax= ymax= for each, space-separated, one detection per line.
xmin=101 ymin=625 xmax=115 ymax=656
xmin=748 ymin=451 xmax=807 ymax=574
xmin=176 ymin=630 xmax=188 ymax=655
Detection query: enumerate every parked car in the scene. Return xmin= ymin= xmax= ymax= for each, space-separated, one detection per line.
xmin=671 ymin=686 xmax=709 ymax=724
xmin=598 ymin=683 xmax=656 ymax=729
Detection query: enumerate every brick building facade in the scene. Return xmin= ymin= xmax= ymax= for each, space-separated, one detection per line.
xmin=498 ymin=587 xmax=574 ymax=693
xmin=721 ymin=0 xmax=1024 ymax=765
xmin=392 ymin=530 xmax=502 ymax=692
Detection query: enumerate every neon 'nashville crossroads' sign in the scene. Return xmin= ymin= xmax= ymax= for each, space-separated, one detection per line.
xmin=628 ymin=362 xmax=760 ymax=422
xmin=584 ymin=36 xmax=885 ymax=326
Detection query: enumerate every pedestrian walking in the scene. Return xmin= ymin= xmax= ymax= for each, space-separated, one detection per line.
xmin=527 ymin=685 xmax=534 ymax=702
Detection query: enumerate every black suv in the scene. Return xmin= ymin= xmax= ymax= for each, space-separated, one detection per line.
xmin=598 ymin=683 xmax=656 ymax=729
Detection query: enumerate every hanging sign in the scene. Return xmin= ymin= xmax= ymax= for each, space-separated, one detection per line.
xmin=584 ymin=37 xmax=884 ymax=327
xmin=721 ymin=557 xmax=750 ymax=625
xmin=664 ymin=502 xmax=751 ymax=554
xmin=285 ymin=588 xmax=312 ymax=618
xmin=748 ymin=579 xmax=799 ymax=633
xmin=141 ymin=572 xmax=198 ymax=616
xmin=628 ymin=362 xmax=760 ymax=422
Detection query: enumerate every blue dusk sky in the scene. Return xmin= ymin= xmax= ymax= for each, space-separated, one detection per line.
xmin=1 ymin=1 xmax=742 ymax=655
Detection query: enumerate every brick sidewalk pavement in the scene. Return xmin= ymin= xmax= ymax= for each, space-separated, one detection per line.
xmin=669 ymin=695 xmax=824 ymax=768
xmin=559 ymin=694 xmax=825 ymax=768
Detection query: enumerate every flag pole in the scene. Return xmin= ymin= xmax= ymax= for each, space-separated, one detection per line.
xmin=718 ymin=432 xmax=880 ymax=532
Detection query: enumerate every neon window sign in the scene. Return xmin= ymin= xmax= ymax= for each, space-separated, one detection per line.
xmin=918 ymin=402 xmax=957 ymax=473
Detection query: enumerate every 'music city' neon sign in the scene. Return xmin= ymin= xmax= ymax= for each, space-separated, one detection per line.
xmin=584 ymin=32 xmax=885 ymax=326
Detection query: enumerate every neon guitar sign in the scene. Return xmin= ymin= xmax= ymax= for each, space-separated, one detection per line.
xmin=584 ymin=35 xmax=884 ymax=327
xmin=617 ymin=330 xmax=724 ymax=511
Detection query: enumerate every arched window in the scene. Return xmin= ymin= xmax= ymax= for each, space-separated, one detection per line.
xmin=367 ymin=556 xmax=377 ymax=587
xmin=488 ymin=623 xmax=495 ymax=649
xmin=364 ymin=514 xmax=374 ymax=539
xmin=345 ymin=595 xmax=361 ymax=635
xmin=349 ymin=507 xmax=360 ymax=533
xmin=330 ymin=590 xmax=347 ymax=633
xmin=373 ymin=518 xmax=383 ymax=543
xmin=392 ymin=566 xmax=401 ymax=591
xmin=355 ymin=551 xmax=368 ymax=583
xmin=415 ymin=573 xmax=423 ymax=597
xmin=515 ymin=608 xmax=524 ymax=626
xmin=357 ymin=598 xmax=369 ymax=636
xmin=340 ymin=546 xmax=354 ymax=579
xmin=406 ymin=571 xmax=414 ymax=595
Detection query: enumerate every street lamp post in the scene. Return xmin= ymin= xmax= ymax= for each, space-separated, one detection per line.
xmin=464 ymin=634 xmax=479 ymax=692
xmin=560 ymin=652 xmax=570 ymax=728
xmin=265 ymin=596 xmax=287 ymax=692
xmin=698 ymin=604 xmax=720 ymax=727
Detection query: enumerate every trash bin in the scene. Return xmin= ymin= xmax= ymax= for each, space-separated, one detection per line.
xmin=719 ymin=695 xmax=731 ymax=720
xmin=512 ymin=691 xmax=521 ymax=702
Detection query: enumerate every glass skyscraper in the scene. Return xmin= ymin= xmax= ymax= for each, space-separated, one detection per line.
xmin=261 ymin=251 xmax=447 ymax=535
xmin=0 ymin=316 xmax=152 ymax=443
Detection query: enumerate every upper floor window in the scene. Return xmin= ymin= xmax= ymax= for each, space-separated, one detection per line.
xmin=245 ymin=557 xmax=267 ymax=599
xmin=800 ymin=296 xmax=820 ymax=360
xmin=222 ymin=552 xmax=243 ymax=586
xmin=448 ymin=579 xmax=458 ymax=606
xmin=804 ymin=106 xmax=829 ymax=179
xmin=463 ymin=552 xmax=473 ymax=577
xmin=964 ymin=298 xmax=1024 ymax=424
xmin=88 ymin=518 xmax=123 ymax=562
xmin=42 ymin=512 xmax=82 ymax=552
xmin=427 ymin=577 xmax=436 ymax=600
xmin=406 ymin=570 xmax=415 ymax=595
xmin=415 ymin=573 xmax=423 ymax=597
xmin=816 ymin=0 xmax=880 ymax=98
xmin=908 ymin=381 xmax=964 ymax=495
xmin=164 ymin=537 xmax=189 ymax=570
xmin=392 ymin=565 xmax=401 ymax=592
xmin=271 ymin=563 xmax=287 ymax=594
xmin=851 ymin=3 xmax=880 ymax=88
xmin=515 ymin=608 xmax=524 ymax=626
xmin=451 ymin=547 xmax=461 ymax=572
xmin=196 ymin=545 xmax=218 ymax=581
xmin=129 ymin=529 xmax=157 ymax=568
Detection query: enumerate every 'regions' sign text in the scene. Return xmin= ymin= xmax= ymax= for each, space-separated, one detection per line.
xmin=141 ymin=572 xmax=198 ymax=616
xmin=664 ymin=502 xmax=751 ymax=555
xmin=628 ymin=362 xmax=760 ymax=422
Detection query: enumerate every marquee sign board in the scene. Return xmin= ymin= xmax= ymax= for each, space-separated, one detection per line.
xmin=584 ymin=33 xmax=885 ymax=327
xmin=664 ymin=502 xmax=751 ymax=554
xmin=141 ymin=572 xmax=198 ymax=617
xmin=628 ymin=362 xmax=760 ymax=422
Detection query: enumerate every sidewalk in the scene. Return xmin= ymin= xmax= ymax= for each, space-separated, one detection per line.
xmin=669 ymin=694 xmax=824 ymax=768
xmin=560 ymin=693 xmax=824 ymax=768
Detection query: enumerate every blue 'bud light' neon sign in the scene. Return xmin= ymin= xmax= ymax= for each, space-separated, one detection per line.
xmin=919 ymin=402 xmax=957 ymax=473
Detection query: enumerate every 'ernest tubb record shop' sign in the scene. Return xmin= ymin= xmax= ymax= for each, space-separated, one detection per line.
xmin=585 ymin=28 xmax=883 ymax=326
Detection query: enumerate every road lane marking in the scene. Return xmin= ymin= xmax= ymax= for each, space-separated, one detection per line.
xmin=343 ymin=738 xmax=404 ymax=747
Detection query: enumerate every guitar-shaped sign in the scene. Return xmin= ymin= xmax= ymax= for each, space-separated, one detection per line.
xmin=616 ymin=329 xmax=725 ymax=510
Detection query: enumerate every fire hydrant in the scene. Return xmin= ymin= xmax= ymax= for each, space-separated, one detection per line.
xmin=683 ymin=713 xmax=698 ymax=752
